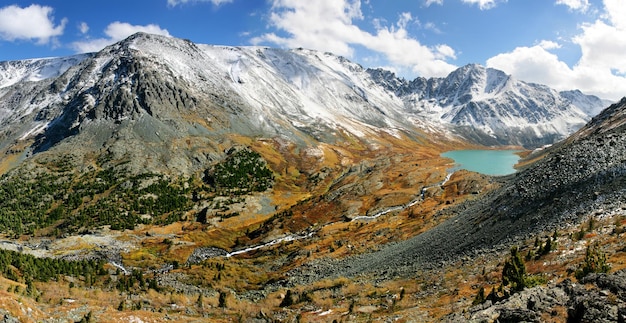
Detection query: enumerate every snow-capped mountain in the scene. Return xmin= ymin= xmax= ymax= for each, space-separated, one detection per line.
xmin=0 ymin=54 xmax=92 ymax=89
xmin=368 ymin=64 xmax=608 ymax=147
xmin=559 ymin=89 xmax=613 ymax=117
xmin=0 ymin=33 xmax=610 ymax=173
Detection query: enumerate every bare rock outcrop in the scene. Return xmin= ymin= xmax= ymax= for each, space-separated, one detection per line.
xmin=447 ymin=270 xmax=626 ymax=322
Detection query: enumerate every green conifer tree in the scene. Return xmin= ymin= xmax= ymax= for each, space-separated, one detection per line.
xmin=502 ymin=246 xmax=527 ymax=292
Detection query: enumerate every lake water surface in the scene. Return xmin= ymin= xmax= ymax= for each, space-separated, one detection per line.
xmin=442 ymin=150 xmax=521 ymax=176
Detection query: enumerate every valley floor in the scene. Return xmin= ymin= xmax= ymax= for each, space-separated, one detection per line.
xmin=0 ymin=162 xmax=623 ymax=322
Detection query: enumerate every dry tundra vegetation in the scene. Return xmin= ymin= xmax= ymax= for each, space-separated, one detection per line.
xmin=0 ymin=131 xmax=623 ymax=322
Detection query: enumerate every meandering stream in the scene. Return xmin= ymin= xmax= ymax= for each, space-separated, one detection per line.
xmin=225 ymin=231 xmax=315 ymax=257
xmin=0 ymin=169 xmax=458 ymax=274
xmin=184 ymin=170 xmax=455 ymax=262
xmin=351 ymin=171 xmax=454 ymax=222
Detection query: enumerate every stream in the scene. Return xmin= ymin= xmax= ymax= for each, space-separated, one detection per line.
xmin=351 ymin=171 xmax=454 ymax=222
xmin=225 ymin=231 xmax=315 ymax=257
xmin=182 ymin=171 xmax=455 ymax=263
xmin=0 ymin=171 xmax=457 ymax=274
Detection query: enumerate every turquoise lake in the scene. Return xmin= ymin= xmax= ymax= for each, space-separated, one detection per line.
xmin=441 ymin=150 xmax=521 ymax=176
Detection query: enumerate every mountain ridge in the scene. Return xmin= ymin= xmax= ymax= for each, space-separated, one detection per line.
xmin=0 ymin=32 xmax=609 ymax=175
xmin=367 ymin=63 xmax=607 ymax=147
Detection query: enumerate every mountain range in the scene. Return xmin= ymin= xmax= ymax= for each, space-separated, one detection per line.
xmin=0 ymin=33 xmax=609 ymax=175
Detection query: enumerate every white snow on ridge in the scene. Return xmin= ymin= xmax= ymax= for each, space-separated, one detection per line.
xmin=190 ymin=44 xmax=409 ymax=138
xmin=0 ymin=54 xmax=90 ymax=89
xmin=0 ymin=33 xmax=611 ymax=151
xmin=19 ymin=122 xmax=49 ymax=140
xmin=116 ymin=34 xmax=604 ymax=145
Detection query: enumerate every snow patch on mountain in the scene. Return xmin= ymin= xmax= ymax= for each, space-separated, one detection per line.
xmin=0 ymin=54 xmax=90 ymax=89
xmin=19 ymin=122 xmax=49 ymax=140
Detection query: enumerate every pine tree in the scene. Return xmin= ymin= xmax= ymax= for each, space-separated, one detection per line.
xmin=280 ymin=289 xmax=294 ymax=307
xmin=196 ymin=293 xmax=204 ymax=309
xmin=472 ymin=286 xmax=486 ymax=305
xmin=575 ymin=243 xmax=611 ymax=280
xmin=218 ymin=290 xmax=227 ymax=308
xmin=502 ymin=246 xmax=527 ymax=292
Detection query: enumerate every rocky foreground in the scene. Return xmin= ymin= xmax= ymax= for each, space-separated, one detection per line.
xmin=447 ymin=270 xmax=626 ymax=322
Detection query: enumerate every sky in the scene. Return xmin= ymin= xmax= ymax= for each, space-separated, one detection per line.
xmin=0 ymin=0 xmax=624 ymax=101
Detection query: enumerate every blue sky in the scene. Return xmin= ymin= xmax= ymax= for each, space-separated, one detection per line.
xmin=0 ymin=0 xmax=624 ymax=100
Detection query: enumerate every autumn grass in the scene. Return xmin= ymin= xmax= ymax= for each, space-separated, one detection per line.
xmin=0 ymin=133 xmax=577 ymax=321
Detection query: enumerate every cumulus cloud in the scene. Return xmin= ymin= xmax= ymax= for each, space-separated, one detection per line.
xmin=72 ymin=22 xmax=171 ymax=53
xmin=487 ymin=46 xmax=577 ymax=90
xmin=487 ymin=0 xmax=626 ymax=101
xmin=251 ymin=0 xmax=457 ymax=78
xmin=0 ymin=4 xmax=66 ymax=44
xmin=461 ymin=0 xmax=506 ymax=10
xmin=556 ymin=0 xmax=590 ymax=12
xmin=167 ymin=0 xmax=233 ymax=7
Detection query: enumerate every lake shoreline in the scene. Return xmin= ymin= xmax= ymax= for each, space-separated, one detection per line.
xmin=442 ymin=149 xmax=522 ymax=176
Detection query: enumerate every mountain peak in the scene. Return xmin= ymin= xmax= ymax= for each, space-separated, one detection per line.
xmin=115 ymin=32 xmax=175 ymax=48
xmin=459 ymin=63 xmax=485 ymax=72
xmin=366 ymin=61 xmax=605 ymax=147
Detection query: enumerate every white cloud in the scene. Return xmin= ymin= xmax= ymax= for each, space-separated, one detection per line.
xmin=435 ymin=44 xmax=456 ymax=59
xmin=486 ymin=0 xmax=626 ymax=101
xmin=167 ymin=0 xmax=233 ymax=7
xmin=487 ymin=46 xmax=576 ymax=90
xmin=251 ymin=0 xmax=457 ymax=78
xmin=461 ymin=0 xmax=506 ymax=10
xmin=574 ymin=20 xmax=626 ymax=75
xmin=602 ymin=0 xmax=626 ymax=29
xmin=555 ymin=0 xmax=590 ymax=12
xmin=424 ymin=0 xmax=444 ymax=6
xmin=72 ymin=22 xmax=171 ymax=53
xmin=0 ymin=4 xmax=66 ymax=44
xmin=78 ymin=22 xmax=89 ymax=34
xmin=397 ymin=12 xmax=413 ymax=29
xmin=538 ymin=40 xmax=561 ymax=50
xmin=424 ymin=22 xmax=443 ymax=34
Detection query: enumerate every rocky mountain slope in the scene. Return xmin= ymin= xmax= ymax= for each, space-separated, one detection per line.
xmin=0 ymin=54 xmax=91 ymax=89
xmin=0 ymin=33 xmax=444 ymax=174
xmin=449 ymin=270 xmax=626 ymax=322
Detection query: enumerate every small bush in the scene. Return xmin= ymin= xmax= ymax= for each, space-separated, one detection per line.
xmin=472 ymin=286 xmax=486 ymax=305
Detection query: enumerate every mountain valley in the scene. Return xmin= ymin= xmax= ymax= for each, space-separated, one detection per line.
xmin=0 ymin=33 xmax=623 ymax=322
